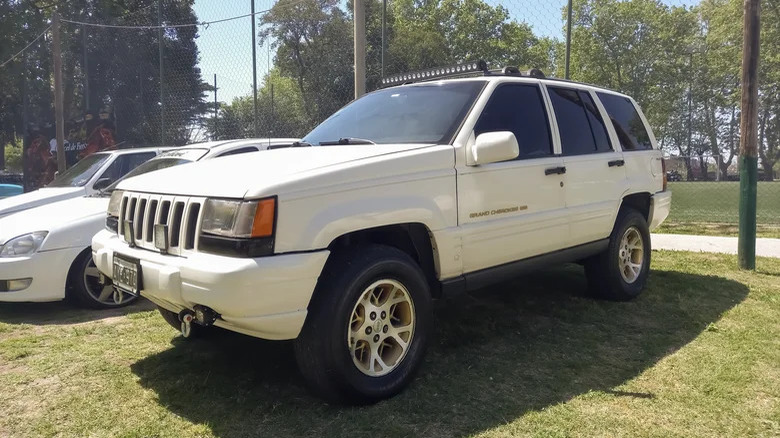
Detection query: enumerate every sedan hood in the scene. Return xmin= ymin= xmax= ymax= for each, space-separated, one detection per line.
xmin=0 ymin=196 xmax=108 ymax=249
xmin=0 ymin=187 xmax=86 ymax=219
xmin=116 ymin=144 xmax=440 ymax=198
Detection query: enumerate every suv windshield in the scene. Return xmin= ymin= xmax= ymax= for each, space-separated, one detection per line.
xmin=302 ymin=81 xmax=485 ymax=145
xmin=103 ymin=157 xmax=196 ymax=193
xmin=47 ymin=153 xmax=111 ymax=188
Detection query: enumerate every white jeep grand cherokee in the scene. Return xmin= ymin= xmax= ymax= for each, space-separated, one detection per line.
xmin=92 ymin=63 xmax=671 ymax=403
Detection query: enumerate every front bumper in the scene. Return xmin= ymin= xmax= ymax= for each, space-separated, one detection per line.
xmin=648 ymin=190 xmax=672 ymax=230
xmin=0 ymin=246 xmax=84 ymax=302
xmin=91 ymin=230 xmax=330 ymax=340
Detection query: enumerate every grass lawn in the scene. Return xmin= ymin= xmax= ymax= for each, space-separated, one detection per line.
xmin=665 ymin=181 xmax=780 ymax=226
xmin=655 ymin=222 xmax=780 ymax=239
xmin=0 ymin=251 xmax=778 ymax=437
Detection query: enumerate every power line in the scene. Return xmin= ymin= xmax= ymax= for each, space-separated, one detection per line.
xmin=60 ymin=0 xmax=307 ymax=30
xmin=0 ymin=25 xmax=52 ymax=68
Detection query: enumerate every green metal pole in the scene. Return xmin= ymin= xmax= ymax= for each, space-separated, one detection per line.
xmin=738 ymin=0 xmax=760 ymax=270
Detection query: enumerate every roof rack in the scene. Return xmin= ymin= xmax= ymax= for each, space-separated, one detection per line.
xmin=380 ymin=60 xmax=547 ymax=88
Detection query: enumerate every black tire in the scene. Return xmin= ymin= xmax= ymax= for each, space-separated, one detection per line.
xmin=67 ymin=249 xmax=138 ymax=309
xmin=156 ymin=306 xmax=208 ymax=339
xmin=585 ymin=208 xmax=651 ymax=301
xmin=294 ymin=244 xmax=432 ymax=404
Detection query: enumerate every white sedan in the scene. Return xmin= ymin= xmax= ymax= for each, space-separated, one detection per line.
xmin=0 ymin=147 xmax=164 ymax=219
xmin=0 ymin=138 xmax=297 ymax=308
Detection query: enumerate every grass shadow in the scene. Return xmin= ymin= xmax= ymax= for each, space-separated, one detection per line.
xmin=0 ymin=298 xmax=155 ymax=326
xmin=131 ymin=264 xmax=748 ymax=437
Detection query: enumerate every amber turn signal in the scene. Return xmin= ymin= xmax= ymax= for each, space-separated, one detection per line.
xmin=251 ymin=197 xmax=276 ymax=238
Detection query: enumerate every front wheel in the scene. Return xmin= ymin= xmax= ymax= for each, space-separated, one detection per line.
xmin=294 ymin=245 xmax=432 ymax=404
xmin=68 ymin=249 xmax=138 ymax=309
xmin=585 ymin=208 xmax=651 ymax=301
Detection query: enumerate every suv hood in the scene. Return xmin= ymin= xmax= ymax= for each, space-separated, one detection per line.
xmin=116 ymin=144 xmax=446 ymax=198
xmin=0 ymin=187 xmax=86 ymax=219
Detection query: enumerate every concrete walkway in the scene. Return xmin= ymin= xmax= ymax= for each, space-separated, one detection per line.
xmin=651 ymin=233 xmax=780 ymax=258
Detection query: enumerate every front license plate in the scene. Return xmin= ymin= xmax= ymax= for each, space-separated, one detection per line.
xmin=113 ymin=254 xmax=141 ymax=296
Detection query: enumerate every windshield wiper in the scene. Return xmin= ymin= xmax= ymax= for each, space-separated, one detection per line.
xmin=318 ymin=137 xmax=376 ymax=146
xmin=291 ymin=141 xmax=313 ymax=147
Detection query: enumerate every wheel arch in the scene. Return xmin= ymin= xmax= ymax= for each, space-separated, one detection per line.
xmin=619 ymin=192 xmax=651 ymax=221
xmin=326 ymin=223 xmax=442 ymax=298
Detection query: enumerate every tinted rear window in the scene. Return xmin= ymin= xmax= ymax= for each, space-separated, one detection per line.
xmin=597 ymin=93 xmax=653 ymax=151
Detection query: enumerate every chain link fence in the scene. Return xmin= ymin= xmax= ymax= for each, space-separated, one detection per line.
xmin=0 ymin=0 xmax=778 ymax=231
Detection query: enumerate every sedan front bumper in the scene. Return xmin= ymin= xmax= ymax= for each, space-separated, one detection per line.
xmin=0 ymin=246 xmax=84 ymax=302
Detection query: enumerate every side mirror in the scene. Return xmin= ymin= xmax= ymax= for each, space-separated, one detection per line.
xmin=93 ymin=178 xmax=112 ymax=191
xmin=470 ymin=131 xmax=519 ymax=165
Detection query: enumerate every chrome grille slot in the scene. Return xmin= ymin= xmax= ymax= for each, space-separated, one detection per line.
xmin=145 ymin=200 xmax=158 ymax=242
xmin=169 ymin=202 xmax=185 ymax=248
xmin=135 ymin=199 xmax=147 ymax=240
xmin=125 ymin=197 xmax=137 ymax=236
xmin=184 ymin=203 xmax=200 ymax=250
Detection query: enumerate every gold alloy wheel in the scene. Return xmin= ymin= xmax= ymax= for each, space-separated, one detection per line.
xmin=618 ymin=226 xmax=644 ymax=284
xmin=347 ymin=279 xmax=416 ymax=377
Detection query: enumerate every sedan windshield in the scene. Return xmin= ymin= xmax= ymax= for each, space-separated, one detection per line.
xmin=302 ymin=81 xmax=485 ymax=145
xmin=104 ymin=157 xmax=195 ymax=193
xmin=47 ymin=153 xmax=110 ymax=188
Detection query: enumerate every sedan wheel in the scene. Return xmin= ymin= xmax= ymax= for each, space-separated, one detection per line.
xmin=69 ymin=250 xmax=138 ymax=309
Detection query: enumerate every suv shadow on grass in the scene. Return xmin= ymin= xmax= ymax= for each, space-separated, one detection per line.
xmin=130 ymin=264 xmax=748 ymax=438
xmin=0 ymin=299 xmax=155 ymax=326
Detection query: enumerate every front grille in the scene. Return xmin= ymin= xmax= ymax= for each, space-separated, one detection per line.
xmin=118 ymin=192 xmax=205 ymax=256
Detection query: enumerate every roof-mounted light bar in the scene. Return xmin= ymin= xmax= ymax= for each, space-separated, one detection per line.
xmin=380 ymin=60 xmax=489 ymax=87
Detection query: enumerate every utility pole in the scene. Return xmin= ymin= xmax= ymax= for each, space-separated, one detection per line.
xmin=52 ymin=12 xmax=66 ymax=173
xmin=213 ymin=74 xmax=218 ymax=140
xmin=565 ymin=0 xmax=573 ymax=79
xmin=158 ymin=0 xmax=165 ymax=145
xmin=738 ymin=0 xmax=760 ymax=270
xmin=354 ymin=0 xmax=366 ymax=98
xmin=251 ymin=0 xmax=259 ymax=137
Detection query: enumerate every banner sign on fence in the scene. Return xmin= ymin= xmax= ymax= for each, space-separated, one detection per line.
xmin=23 ymin=106 xmax=117 ymax=191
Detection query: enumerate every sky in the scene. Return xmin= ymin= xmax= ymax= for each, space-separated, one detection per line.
xmin=192 ymin=0 xmax=699 ymax=103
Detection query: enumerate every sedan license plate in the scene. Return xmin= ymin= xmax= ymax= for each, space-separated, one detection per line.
xmin=113 ymin=254 xmax=141 ymax=296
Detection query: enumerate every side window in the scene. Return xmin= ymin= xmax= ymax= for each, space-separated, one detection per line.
xmin=548 ymin=87 xmax=611 ymax=156
xmin=596 ymin=92 xmax=653 ymax=151
xmin=217 ymin=146 xmax=259 ymax=157
xmin=580 ymin=91 xmax=611 ymax=152
xmin=474 ymin=83 xmax=552 ymax=159
xmin=97 ymin=152 xmax=155 ymax=186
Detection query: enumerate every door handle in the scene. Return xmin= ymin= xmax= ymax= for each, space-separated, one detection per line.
xmin=544 ymin=166 xmax=566 ymax=175
xmin=608 ymin=159 xmax=625 ymax=167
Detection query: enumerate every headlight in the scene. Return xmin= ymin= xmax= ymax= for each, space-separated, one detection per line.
xmin=107 ymin=190 xmax=124 ymax=217
xmin=105 ymin=190 xmax=124 ymax=233
xmin=199 ymin=197 xmax=276 ymax=257
xmin=201 ymin=197 xmax=276 ymax=238
xmin=0 ymin=232 xmax=48 ymax=258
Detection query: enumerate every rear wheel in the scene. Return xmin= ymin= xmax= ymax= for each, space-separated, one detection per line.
xmin=585 ymin=208 xmax=651 ymax=301
xmin=294 ymin=245 xmax=432 ymax=404
xmin=68 ymin=249 xmax=138 ymax=309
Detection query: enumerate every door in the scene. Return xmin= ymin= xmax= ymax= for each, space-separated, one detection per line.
xmin=457 ymin=83 xmax=568 ymax=273
xmin=545 ymin=86 xmax=628 ymax=246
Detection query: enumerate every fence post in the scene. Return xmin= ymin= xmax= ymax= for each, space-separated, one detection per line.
xmin=565 ymin=0 xmax=573 ymax=79
xmin=213 ymin=74 xmax=218 ymax=139
xmin=52 ymin=11 xmax=66 ymax=173
xmin=738 ymin=0 xmax=760 ymax=270
xmin=158 ymin=0 xmax=165 ymax=145
xmin=354 ymin=0 xmax=366 ymax=98
xmin=381 ymin=0 xmax=387 ymax=78
xmin=251 ymin=0 xmax=259 ymax=137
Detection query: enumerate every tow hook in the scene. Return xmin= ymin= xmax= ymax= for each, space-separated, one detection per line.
xmin=178 ymin=310 xmax=195 ymax=338
xmin=177 ymin=306 xmax=219 ymax=338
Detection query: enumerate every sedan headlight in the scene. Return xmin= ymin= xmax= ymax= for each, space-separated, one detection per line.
xmin=199 ymin=197 xmax=276 ymax=257
xmin=0 ymin=232 xmax=48 ymax=258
